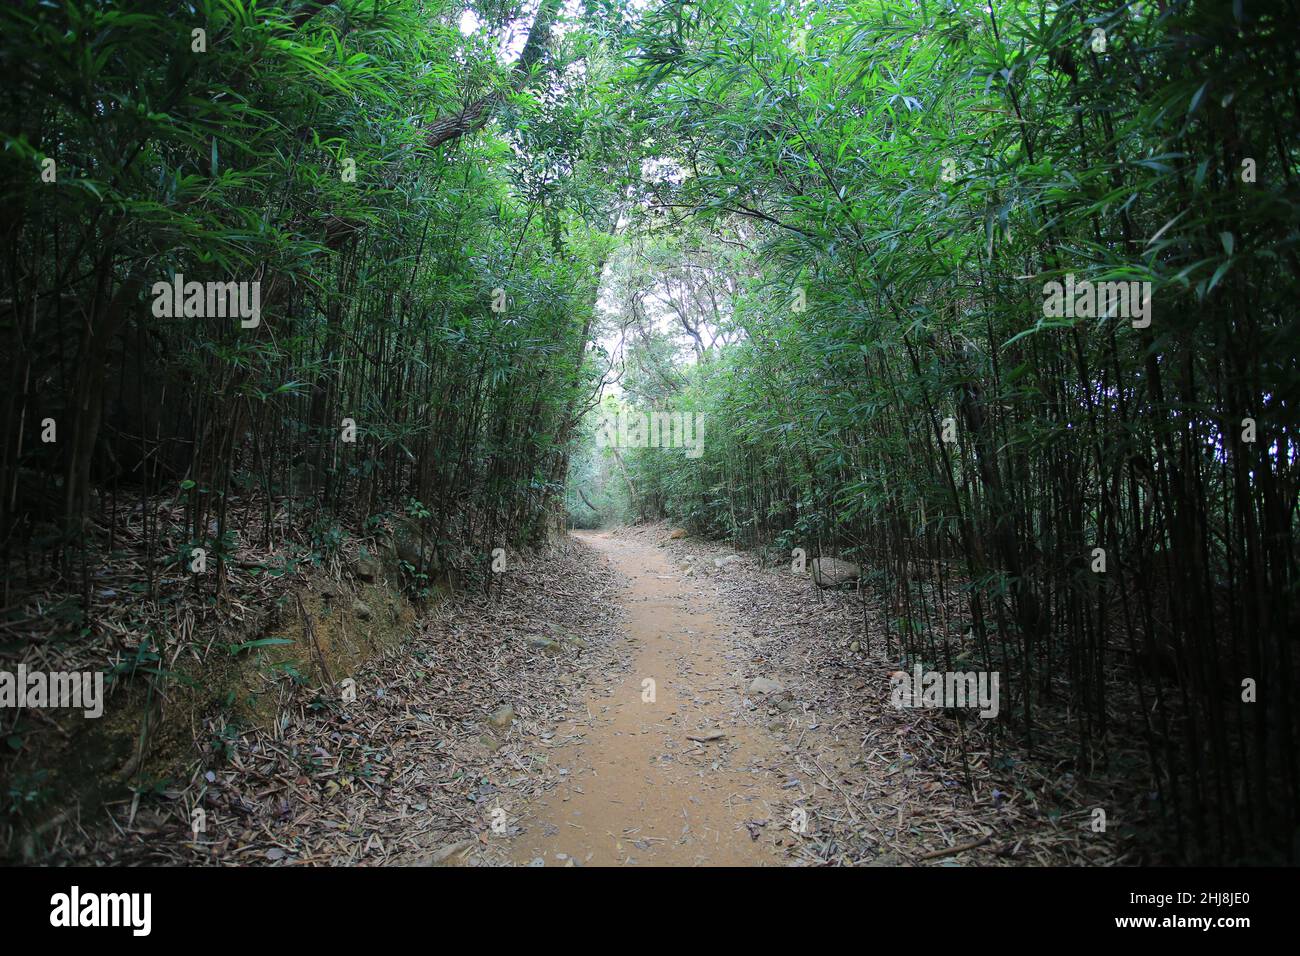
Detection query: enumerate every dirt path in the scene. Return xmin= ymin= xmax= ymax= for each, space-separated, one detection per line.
xmin=506 ymin=531 xmax=793 ymax=866
xmin=42 ymin=524 xmax=1102 ymax=867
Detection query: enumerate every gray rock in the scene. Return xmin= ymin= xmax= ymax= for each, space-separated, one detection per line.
xmin=355 ymin=557 xmax=379 ymax=582
xmin=749 ymin=676 xmax=784 ymax=695
xmin=424 ymin=840 xmax=472 ymax=865
xmin=686 ymin=729 xmax=726 ymax=743
xmin=528 ymin=635 xmax=562 ymax=655
xmin=812 ymin=556 xmax=861 ymax=589
xmin=390 ymin=517 xmax=425 ymax=567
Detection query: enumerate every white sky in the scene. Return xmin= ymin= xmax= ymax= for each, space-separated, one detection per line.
xmin=457 ymin=1 xmax=598 ymax=63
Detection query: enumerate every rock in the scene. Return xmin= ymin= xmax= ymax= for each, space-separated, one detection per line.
xmin=489 ymin=704 xmax=515 ymax=729
xmin=355 ymin=556 xmax=379 ymax=582
xmin=714 ymin=554 xmax=741 ymax=568
xmin=352 ymin=600 xmax=373 ymax=621
xmin=686 ymin=729 xmax=726 ymax=743
xmin=424 ymin=840 xmax=472 ymax=865
xmin=811 ymin=556 xmax=861 ymax=589
xmin=669 ymin=528 xmax=687 ymax=539
xmin=390 ymin=517 xmax=426 ymax=567
xmin=850 ymin=640 xmax=860 ymax=652
xmin=528 ymin=635 xmax=562 ymax=655
xmin=749 ymin=676 xmax=784 ymax=695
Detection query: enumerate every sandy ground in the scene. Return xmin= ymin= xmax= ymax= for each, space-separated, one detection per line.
xmin=45 ymin=525 xmax=1116 ymax=866
xmin=504 ymin=531 xmax=794 ymax=866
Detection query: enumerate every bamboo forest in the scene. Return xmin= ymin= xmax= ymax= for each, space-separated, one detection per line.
xmin=0 ymin=0 xmax=1297 ymax=893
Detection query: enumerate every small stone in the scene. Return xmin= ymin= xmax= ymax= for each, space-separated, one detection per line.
xmin=749 ymin=676 xmax=784 ymax=695
xmin=687 ymin=729 xmax=726 ymax=743
xmin=352 ymin=600 xmax=374 ymax=621
xmin=424 ymin=840 xmax=471 ymax=865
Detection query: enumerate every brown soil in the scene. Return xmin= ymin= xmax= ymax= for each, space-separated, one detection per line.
xmin=29 ymin=524 xmax=1123 ymax=866
xmin=505 ymin=531 xmax=794 ymax=866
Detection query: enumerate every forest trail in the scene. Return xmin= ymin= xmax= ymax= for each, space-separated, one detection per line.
xmin=506 ymin=531 xmax=791 ymax=866
xmin=41 ymin=522 xmax=1112 ymax=868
